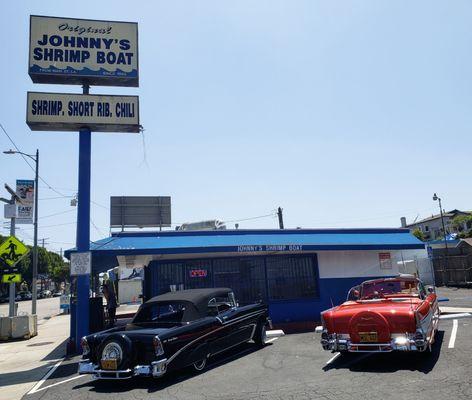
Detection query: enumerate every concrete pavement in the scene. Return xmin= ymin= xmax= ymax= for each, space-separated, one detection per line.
xmin=0 ymin=314 xmax=69 ymax=400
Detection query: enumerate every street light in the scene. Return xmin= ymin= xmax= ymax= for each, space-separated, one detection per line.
xmin=432 ymin=193 xmax=448 ymax=272
xmin=4 ymin=149 xmax=39 ymax=316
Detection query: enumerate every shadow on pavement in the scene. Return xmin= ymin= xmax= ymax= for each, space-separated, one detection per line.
xmin=0 ymin=340 xmax=69 ymax=388
xmin=73 ymin=342 xmax=271 ymax=394
xmin=323 ymin=330 xmax=444 ymax=374
xmin=41 ymin=338 xmax=68 ymax=361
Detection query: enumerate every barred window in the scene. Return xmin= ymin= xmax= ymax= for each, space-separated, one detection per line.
xmin=213 ymin=258 xmax=267 ymax=305
xmin=266 ymin=256 xmax=318 ymax=300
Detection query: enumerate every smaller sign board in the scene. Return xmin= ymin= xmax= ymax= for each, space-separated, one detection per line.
xmin=27 ymin=92 xmax=140 ymax=133
xmin=110 ymin=196 xmax=171 ymax=228
xmin=16 ymin=179 xmax=35 ymax=224
xmin=4 ymin=204 xmax=16 ymax=219
xmin=70 ymin=252 xmax=91 ymax=275
xmin=0 ymin=236 xmax=29 ymax=268
xmin=379 ymin=252 xmax=392 ymax=269
xmin=2 ymin=273 xmax=21 ymax=283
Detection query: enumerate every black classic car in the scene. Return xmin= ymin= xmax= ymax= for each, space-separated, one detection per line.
xmin=79 ymin=288 xmax=271 ymax=380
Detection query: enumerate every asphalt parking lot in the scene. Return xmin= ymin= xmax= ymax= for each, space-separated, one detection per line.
xmin=22 ymin=314 xmax=472 ymax=400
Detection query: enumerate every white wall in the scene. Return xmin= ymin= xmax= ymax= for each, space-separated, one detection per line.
xmin=118 ymin=279 xmax=142 ymax=304
xmin=318 ymin=249 xmax=429 ymax=280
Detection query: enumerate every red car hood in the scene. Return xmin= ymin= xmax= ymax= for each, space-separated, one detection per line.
xmin=322 ymin=298 xmax=421 ymax=339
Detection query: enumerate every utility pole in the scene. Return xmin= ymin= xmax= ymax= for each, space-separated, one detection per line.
xmin=433 ymin=194 xmax=448 ymax=269
xmin=277 ymin=207 xmax=284 ymax=230
xmin=32 ymin=149 xmax=39 ymax=316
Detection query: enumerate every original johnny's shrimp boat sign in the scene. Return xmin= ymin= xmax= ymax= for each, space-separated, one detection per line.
xmin=28 ymin=15 xmax=138 ymax=87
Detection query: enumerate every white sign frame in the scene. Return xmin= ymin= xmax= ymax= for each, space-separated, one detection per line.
xmin=26 ymin=92 xmax=140 ymax=133
xmin=70 ymin=252 xmax=91 ymax=276
xmin=29 ymin=15 xmax=138 ymax=87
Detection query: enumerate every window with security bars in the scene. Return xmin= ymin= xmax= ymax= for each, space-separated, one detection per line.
xmin=155 ymin=262 xmax=184 ymax=295
xmin=212 ymin=258 xmax=267 ymax=304
xmin=266 ymin=256 xmax=318 ymax=300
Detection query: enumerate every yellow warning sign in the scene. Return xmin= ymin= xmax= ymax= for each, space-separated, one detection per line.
xmin=1 ymin=273 xmax=21 ymax=283
xmin=0 ymin=236 xmax=29 ymax=268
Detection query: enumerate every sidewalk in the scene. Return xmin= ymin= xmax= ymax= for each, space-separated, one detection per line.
xmin=0 ymin=314 xmax=69 ymax=400
xmin=441 ymin=306 xmax=472 ymax=314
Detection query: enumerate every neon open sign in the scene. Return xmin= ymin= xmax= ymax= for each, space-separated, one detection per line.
xmin=189 ymin=269 xmax=208 ymax=278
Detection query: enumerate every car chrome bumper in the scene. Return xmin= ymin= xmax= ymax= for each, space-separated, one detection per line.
xmin=320 ymin=332 xmax=428 ymax=353
xmin=78 ymin=358 xmax=168 ymax=380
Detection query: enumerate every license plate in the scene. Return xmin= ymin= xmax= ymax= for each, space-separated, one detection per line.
xmin=359 ymin=332 xmax=378 ymax=342
xmin=101 ymin=359 xmax=118 ymax=370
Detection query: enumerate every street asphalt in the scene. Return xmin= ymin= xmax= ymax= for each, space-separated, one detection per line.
xmin=21 ymin=315 xmax=472 ymax=400
xmin=0 ymin=296 xmax=60 ymax=321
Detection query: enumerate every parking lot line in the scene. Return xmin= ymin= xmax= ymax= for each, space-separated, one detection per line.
xmin=326 ymin=352 xmax=340 ymax=365
xmin=27 ymin=359 xmax=63 ymax=395
xmin=448 ymin=319 xmax=458 ymax=349
xmin=27 ymin=375 xmax=85 ymax=395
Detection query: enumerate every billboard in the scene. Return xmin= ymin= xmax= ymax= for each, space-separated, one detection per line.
xmin=16 ymin=180 xmax=35 ymax=224
xmin=29 ymin=15 xmax=138 ymax=87
xmin=110 ymin=196 xmax=171 ymax=228
xmin=26 ymin=92 xmax=140 ymax=133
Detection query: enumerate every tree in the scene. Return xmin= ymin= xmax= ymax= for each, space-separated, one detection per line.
xmin=451 ymin=214 xmax=472 ymax=238
xmin=0 ymin=234 xmax=69 ymax=291
xmin=412 ymin=228 xmax=425 ymax=242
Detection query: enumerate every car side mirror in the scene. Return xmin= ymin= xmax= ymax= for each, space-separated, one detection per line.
xmin=427 ymin=286 xmax=435 ymax=294
xmin=353 ymin=290 xmax=360 ymax=298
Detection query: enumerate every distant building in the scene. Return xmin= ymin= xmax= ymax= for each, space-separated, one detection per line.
xmin=402 ymin=209 xmax=472 ymax=241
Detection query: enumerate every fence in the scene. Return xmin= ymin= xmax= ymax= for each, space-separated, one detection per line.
xmin=433 ymin=254 xmax=472 ymax=286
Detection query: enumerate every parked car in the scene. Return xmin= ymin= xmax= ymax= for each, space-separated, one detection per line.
xmin=39 ymin=290 xmax=52 ymax=298
xmin=79 ymin=288 xmax=271 ymax=380
xmin=16 ymin=291 xmax=32 ymax=301
xmin=320 ymin=274 xmax=439 ymax=353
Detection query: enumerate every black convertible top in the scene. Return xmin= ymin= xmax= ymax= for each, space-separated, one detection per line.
xmin=142 ymin=288 xmax=233 ymax=321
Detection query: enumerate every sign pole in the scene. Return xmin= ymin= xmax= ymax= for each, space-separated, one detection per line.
xmin=74 ymin=84 xmax=92 ymax=351
xmin=8 ymin=210 xmax=16 ymax=317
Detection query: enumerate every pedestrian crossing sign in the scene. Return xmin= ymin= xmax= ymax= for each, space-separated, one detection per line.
xmin=1 ymin=273 xmax=21 ymax=283
xmin=0 ymin=236 xmax=29 ymax=268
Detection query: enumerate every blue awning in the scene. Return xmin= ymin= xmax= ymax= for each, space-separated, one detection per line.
xmin=65 ymin=229 xmax=424 ymax=273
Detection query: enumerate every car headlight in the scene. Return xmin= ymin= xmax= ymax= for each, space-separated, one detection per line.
xmin=81 ymin=337 xmax=90 ymax=356
xmin=102 ymin=342 xmax=123 ymax=363
xmin=153 ymin=336 xmax=164 ymax=357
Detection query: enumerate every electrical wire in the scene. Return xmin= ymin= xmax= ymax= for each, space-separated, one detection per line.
xmin=39 ymin=209 xmax=76 ymax=219
xmin=223 ymin=212 xmax=278 ymax=224
xmin=1 ymin=122 xmax=69 ymax=198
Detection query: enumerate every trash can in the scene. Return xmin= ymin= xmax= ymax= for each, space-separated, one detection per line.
xmin=89 ymin=297 xmax=104 ymax=333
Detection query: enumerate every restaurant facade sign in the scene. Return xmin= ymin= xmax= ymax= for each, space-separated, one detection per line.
xmin=29 ymin=15 xmax=138 ymax=87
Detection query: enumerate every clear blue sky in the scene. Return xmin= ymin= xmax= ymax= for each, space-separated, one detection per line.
xmin=1 ymin=1 xmax=471 ymax=253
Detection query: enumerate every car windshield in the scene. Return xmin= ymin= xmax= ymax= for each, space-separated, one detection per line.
xmin=360 ymin=279 xmax=419 ymax=300
xmin=133 ymin=301 xmax=190 ymax=324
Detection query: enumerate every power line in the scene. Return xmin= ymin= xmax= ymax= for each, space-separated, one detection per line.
xmin=91 ymin=200 xmax=109 ymax=210
xmin=223 ymin=211 xmax=278 ymax=224
xmin=39 ymin=209 xmax=76 ymax=219
xmin=1 ymin=122 xmax=69 ymax=198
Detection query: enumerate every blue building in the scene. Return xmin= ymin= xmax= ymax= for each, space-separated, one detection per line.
xmin=67 ymin=228 xmax=426 ymax=330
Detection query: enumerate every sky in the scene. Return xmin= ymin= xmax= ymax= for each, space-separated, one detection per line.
xmin=1 ymin=1 xmax=471 ymax=254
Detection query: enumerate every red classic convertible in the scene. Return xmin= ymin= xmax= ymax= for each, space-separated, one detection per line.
xmin=320 ymin=274 xmax=440 ymax=353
